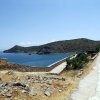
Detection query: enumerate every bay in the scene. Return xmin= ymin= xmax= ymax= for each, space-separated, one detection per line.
xmin=0 ymin=52 xmax=73 ymax=67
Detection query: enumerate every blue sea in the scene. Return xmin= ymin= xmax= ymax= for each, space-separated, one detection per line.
xmin=0 ymin=52 xmax=73 ymax=67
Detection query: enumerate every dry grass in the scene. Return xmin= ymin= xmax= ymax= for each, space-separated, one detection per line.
xmin=82 ymin=60 xmax=96 ymax=77
xmin=61 ymin=70 xmax=79 ymax=78
xmin=49 ymin=81 xmax=77 ymax=100
xmin=0 ymin=71 xmax=77 ymax=100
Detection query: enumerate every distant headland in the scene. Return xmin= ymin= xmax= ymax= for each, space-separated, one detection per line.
xmin=4 ymin=38 xmax=100 ymax=54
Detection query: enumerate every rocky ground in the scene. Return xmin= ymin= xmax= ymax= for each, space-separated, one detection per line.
xmin=0 ymin=54 xmax=96 ymax=100
xmin=0 ymin=71 xmax=77 ymax=100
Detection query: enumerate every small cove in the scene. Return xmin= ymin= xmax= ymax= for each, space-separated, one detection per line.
xmin=0 ymin=52 xmax=74 ymax=67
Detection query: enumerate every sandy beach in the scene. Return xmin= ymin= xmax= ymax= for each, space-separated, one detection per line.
xmin=71 ymin=53 xmax=100 ymax=100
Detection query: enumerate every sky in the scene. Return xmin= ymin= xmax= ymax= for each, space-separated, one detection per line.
xmin=0 ymin=0 xmax=100 ymax=50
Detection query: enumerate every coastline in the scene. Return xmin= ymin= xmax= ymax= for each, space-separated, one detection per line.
xmin=0 ymin=52 xmax=98 ymax=100
xmin=0 ymin=52 xmax=72 ymax=67
xmin=0 ymin=54 xmax=76 ymax=74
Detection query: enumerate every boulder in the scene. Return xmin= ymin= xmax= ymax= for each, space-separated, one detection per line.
xmin=0 ymin=84 xmax=3 ymax=88
xmin=6 ymin=93 xmax=12 ymax=98
xmin=29 ymin=88 xmax=37 ymax=96
xmin=44 ymin=90 xmax=51 ymax=96
xmin=47 ymin=80 xmax=52 ymax=85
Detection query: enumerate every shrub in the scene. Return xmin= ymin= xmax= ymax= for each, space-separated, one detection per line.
xmin=66 ymin=52 xmax=89 ymax=70
xmin=95 ymin=44 xmax=100 ymax=52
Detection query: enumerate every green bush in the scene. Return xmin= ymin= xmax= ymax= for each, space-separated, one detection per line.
xmin=96 ymin=44 xmax=100 ymax=52
xmin=66 ymin=53 xmax=89 ymax=70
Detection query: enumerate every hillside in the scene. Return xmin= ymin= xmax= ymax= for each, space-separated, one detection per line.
xmin=4 ymin=38 xmax=100 ymax=54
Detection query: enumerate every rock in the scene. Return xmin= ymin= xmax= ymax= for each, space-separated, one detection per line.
xmin=24 ymin=85 xmax=29 ymax=91
xmin=13 ymin=82 xmax=29 ymax=91
xmin=7 ymin=71 xmax=14 ymax=75
xmin=22 ymin=90 xmax=27 ymax=93
xmin=25 ymin=75 xmax=30 ymax=80
xmin=40 ymin=84 xmax=43 ymax=87
xmin=47 ymin=80 xmax=52 ymax=85
xmin=6 ymin=87 xmax=11 ymax=91
xmin=39 ymin=76 xmax=43 ymax=81
xmin=0 ymin=82 xmax=8 ymax=88
xmin=13 ymin=82 xmax=22 ymax=87
xmin=0 ymin=84 xmax=3 ymax=88
xmin=62 ymin=78 xmax=66 ymax=81
xmin=29 ymin=88 xmax=37 ymax=96
xmin=59 ymin=90 xmax=62 ymax=92
xmin=43 ymin=86 xmax=48 ymax=90
xmin=0 ymin=91 xmax=5 ymax=96
xmin=3 ymin=89 xmax=9 ymax=93
xmin=44 ymin=90 xmax=51 ymax=96
xmin=21 ymin=84 xmax=29 ymax=92
xmin=6 ymin=93 xmax=12 ymax=98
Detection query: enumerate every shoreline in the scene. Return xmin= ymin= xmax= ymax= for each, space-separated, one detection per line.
xmin=0 ymin=54 xmax=76 ymax=74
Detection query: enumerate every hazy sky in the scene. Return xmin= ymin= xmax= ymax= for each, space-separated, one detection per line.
xmin=0 ymin=0 xmax=100 ymax=50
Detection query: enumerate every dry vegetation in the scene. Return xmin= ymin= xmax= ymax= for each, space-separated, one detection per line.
xmin=0 ymin=71 xmax=77 ymax=100
xmin=0 ymin=53 xmax=97 ymax=100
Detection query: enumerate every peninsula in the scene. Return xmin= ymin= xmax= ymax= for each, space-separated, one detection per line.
xmin=4 ymin=38 xmax=100 ymax=54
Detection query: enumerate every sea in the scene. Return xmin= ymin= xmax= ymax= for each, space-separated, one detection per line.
xmin=0 ymin=52 xmax=73 ymax=67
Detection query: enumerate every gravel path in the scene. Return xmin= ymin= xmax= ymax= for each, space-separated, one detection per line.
xmin=71 ymin=53 xmax=100 ymax=100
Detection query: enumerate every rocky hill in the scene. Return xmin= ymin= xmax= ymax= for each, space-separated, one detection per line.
xmin=4 ymin=38 xmax=100 ymax=54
